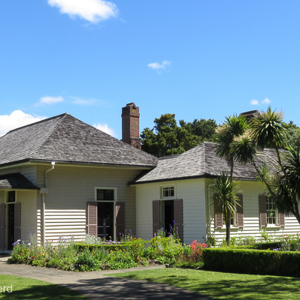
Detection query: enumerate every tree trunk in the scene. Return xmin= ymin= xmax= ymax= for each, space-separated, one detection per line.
xmin=226 ymin=213 xmax=231 ymax=246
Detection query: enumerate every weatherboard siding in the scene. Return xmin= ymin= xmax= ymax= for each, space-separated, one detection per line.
xmin=40 ymin=165 xmax=140 ymax=243
xmin=18 ymin=190 xmax=38 ymax=243
xmin=0 ymin=165 xmax=37 ymax=185
xmin=208 ymin=180 xmax=300 ymax=244
xmin=136 ymin=179 xmax=206 ymax=244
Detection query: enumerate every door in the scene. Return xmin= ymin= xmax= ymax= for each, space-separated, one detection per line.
xmin=163 ymin=200 xmax=174 ymax=233
xmin=7 ymin=204 xmax=14 ymax=250
xmin=97 ymin=202 xmax=114 ymax=240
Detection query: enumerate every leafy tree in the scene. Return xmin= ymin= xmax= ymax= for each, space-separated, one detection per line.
xmin=273 ymin=146 xmax=300 ymax=223
xmin=180 ymin=119 xmax=218 ymax=142
xmin=211 ymin=172 xmax=241 ymax=246
xmin=284 ymin=122 xmax=300 ymax=151
xmin=214 ymin=115 xmax=248 ymax=179
xmin=141 ymin=114 xmax=216 ymax=157
xmin=227 ymin=107 xmax=300 ymax=225
xmin=213 ymin=115 xmax=249 ymax=245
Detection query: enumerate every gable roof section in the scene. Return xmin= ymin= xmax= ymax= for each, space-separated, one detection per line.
xmin=0 ymin=113 xmax=158 ymax=168
xmin=133 ymin=141 xmax=275 ymax=184
xmin=0 ymin=173 xmax=38 ymax=189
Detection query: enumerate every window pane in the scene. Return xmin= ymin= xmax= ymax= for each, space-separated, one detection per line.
xmin=266 ymin=197 xmax=276 ymax=224
xmin=162 ymin=187 xmax=174 ymax=198
xmin=97 ymin=189 xmax=114 ymax=201
xmin=7 ymin=191 xmax=15 ymax=203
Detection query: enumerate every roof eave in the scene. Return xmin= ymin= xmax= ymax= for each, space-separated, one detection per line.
xmin=0 ymin=159 xmax=157 ymax=170
xmin=130 ymin=173 xmax=257 ymax=185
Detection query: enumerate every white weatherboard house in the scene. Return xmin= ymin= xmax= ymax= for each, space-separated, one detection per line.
xmin=0 ymin=103 xmax=299 ymax=251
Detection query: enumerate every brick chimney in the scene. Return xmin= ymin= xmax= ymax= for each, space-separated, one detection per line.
xmin=240 ymin=110 xmax=259 ymax=121
xmin=121 ymin=102 xmax=141 ymax=149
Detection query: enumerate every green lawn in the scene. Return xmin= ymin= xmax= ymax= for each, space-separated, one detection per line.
xmin=109 ymin=268 xmax=300 ymax=299
xmin=0 ymin=275 xmax=86 ymax=300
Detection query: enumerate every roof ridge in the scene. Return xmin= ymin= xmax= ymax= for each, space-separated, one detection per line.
xmin=5 ymin=113 xmax=68 ymax=135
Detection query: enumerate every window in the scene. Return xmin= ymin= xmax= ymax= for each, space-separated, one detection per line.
xmin=259 ymin=195 xmax=284 ymax=227
xmin=230 ymin=207 xmax=237 ymax=226
xmin=266 ymin=197 xmax=276 ymax=225
xmin=161 ymin=187 xmax=175 ymax=199
xmin=96 ymin=189 xmax=115 ymax=201
xmin=6 ymin=191 xmax=16 ymax=203
xmin=214 ymin=194 xmax=243 ymax=229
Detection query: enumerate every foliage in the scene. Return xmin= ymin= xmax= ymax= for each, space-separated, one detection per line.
xmin=10 ymin=234 xmax=208 ymax=271
xmin=202 ymin=248 xmax=300 ymax=277
xmin=285 ymin=124 xmax=300 ymax=151
xmin=141 ymin=114 xmax=217 ymax=157
xmin=211 ymin=172 xmax=241 ymax=245
xmin=216 ymin=107 xmax=300 ymax=225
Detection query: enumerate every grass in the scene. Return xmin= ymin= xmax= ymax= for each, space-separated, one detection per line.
xmin=109 ymin=268 xmax=300 ymax=299
xmin=0 ymin=275 xmax=86 ymax=299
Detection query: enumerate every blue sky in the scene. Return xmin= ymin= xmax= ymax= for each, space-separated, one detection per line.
xmin=1 ymin=0 xmax=300 ymax=138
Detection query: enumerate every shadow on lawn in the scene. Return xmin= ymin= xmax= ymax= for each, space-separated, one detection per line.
xmin=118 ymin=273 xmax=300 ymax=299
xmin=1 ymin=285 xmax=85 ymax=300
xmin=63 ymin=277 xmax=212 ymax=300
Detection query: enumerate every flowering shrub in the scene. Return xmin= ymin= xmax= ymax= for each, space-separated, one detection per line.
xmin=190 ymin=240 xmax=209 ymax=262
xmin=277 ymin=233 xmax=300 ymax=251
xmin=9 ymin=233 xmax=210 ymax=271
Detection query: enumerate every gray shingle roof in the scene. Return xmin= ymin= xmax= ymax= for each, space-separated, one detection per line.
xmin=0 ymin=173 xmax=38 ymax=189
xmin=0 ymin=113 xmax=158 ymax=168
xmin=133 ymin=141 xmax=276 ymax=184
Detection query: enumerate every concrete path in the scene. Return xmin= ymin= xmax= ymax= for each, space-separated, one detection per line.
xmin=0 ymin=257 xmax=213 ymax=300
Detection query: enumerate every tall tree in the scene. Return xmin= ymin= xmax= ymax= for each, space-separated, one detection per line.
xmin=214 ymin=115 xmax=248 ymax=179
xmin=229 ymin=107 xmax=300 ymax=225
xmin=141 ymin=114 xmax=216 ymax=157
xmin=211 ymin=172 xmax=241 ymax=246
xmin=213 ymin=115 xmax=248 ymax=245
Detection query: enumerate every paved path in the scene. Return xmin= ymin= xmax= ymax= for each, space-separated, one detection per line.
xmin=0 ymin=257 xmax=212 ymax=300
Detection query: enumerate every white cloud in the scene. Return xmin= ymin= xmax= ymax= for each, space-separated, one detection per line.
xmin=93 ymin=123 xmax=116 ymax=137
xmin=72 ymin=98 xmax=98 ymax=105
xmin=148 ymin=60 xmax=171 ymax=71
xmin=0 ymin=111 xmax=46 ymax=136
xmin=250 ymin=99 xmax=259 ymax=106
xmin=262 ymin=98 xmax=271 ymax=104
xmin=48 ymin=0 xmax=118 ymax=23
xmin=37 ymin=96 xmax=65 ymax=106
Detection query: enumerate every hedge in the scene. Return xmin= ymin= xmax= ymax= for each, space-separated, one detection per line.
xmin=202 ymin=248 xmax=300 ymax=277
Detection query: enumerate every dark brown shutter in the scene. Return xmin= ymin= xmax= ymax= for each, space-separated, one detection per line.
xmin=87 ymin=201 xmax=98 ymax=236
xmin=152 ymin=200 xmax=160 ymax=237
xmin=259 ymin=195 xmax=267 ymax=228
xmin=236 ymin=194 xmax=244 ymax=228
xmin=0 ymin=204 xmax=5 ymax=250
xmin=116 ymin=202 xmax=125 ymax=240
xmin=214 ymin=194 xmax=223 ymax=228
xmin=278 ymin=212 xmax=285 ymax=227
xmin=174 ymin=199 xmax=183 ymax=242
xmin=14 ymin=203 xmax=21 ymax=241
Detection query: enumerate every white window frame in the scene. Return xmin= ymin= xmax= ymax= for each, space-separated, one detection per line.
xmin=94 ymin=187 xmax=117 ymax=240
xmin=5 ymin=190 xmax=17 ymax=204
xmin=160 ymin=186 xmax=175 ymax=200
xmin=266 ymin=197 xmax=278 ymax=226
xmin=95 ymin=187 xmax=118 ymax=202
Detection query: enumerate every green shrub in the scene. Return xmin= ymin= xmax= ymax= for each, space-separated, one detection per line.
xmin=202 ymin=248 xmax=300 ymax=277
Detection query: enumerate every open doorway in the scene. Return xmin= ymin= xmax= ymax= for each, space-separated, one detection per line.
xmin=6 ymin=191 xmax=16 ymax=250
xmin=97 ymin=202 xmax=114 ymax=240
xmin=161 ymin=200 xmax=174 ymax=234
